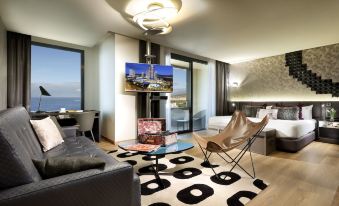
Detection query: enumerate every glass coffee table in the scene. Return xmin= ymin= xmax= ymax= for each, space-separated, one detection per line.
xmin=118 ymin=140 xmax=194 ymax=188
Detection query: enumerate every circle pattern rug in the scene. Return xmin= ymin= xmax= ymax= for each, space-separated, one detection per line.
xmin=111 ymin=150 xmax=268 ymax=206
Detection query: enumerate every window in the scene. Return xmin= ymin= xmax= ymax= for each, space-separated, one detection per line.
xmin=30 ymin=43 xmax=84 ymax=112
xmin=166 ymin=53 xmax=208 ymax=133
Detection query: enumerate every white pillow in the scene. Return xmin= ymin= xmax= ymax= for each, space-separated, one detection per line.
xmin=30 ymin=117 xmax=64 ymax=152
xmin=266 ymin=105 xmax=273 ymax=109
xmin=257 ymin=109 xmax=278 ymax=119
xmin=302 ymin=105 xmax=313 ymax=120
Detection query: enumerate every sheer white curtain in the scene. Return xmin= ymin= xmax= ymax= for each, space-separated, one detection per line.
xmin=206 ymin=59 xmax=216 ymax=126
xmin=160 ymin=47 xmax=172 ymax=130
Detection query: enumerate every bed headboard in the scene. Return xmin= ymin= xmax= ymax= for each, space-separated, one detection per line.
xmin=228 ymin=101 xmax=339 ymax=120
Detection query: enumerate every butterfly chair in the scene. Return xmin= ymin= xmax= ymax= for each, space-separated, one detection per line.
xmin=193 ymin=111 xmax=269 ymax=179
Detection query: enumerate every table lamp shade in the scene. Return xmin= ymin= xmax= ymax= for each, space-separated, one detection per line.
xmin=39 ymin=86 xmax=51 ymax=96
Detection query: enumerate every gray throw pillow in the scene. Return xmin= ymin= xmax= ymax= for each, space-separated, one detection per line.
xmin=277 ymin=107 xmax=299 ymax=120
xmin=242 ymin=105 xmax=263 ymax=117
xmin=33 ymin=156 xmax=106 ymax=179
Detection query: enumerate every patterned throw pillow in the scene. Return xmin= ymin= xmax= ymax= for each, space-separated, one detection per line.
xmin=242 ymin=105 xmax=263 ymax=117
xmin=257 ymin=109 xmax=278 ymax=119
xmin=277 ymin=107 xmax=299 ymax=120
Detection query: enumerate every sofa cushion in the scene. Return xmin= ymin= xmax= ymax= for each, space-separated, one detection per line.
xmin=33 ymin=156 xmax=106 ymax=179
xmin=44 ymin=136 xmax=118 ymax=165
xmin=0 ymin=107 xmax=42 ymax=189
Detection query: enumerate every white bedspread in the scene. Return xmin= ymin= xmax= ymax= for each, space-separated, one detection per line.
xmin=208 ymin=116 xmax=316 ymax=138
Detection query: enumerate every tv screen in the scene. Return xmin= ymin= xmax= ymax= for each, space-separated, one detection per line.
xmin=125 ymin=63 xmax=173 ymax=93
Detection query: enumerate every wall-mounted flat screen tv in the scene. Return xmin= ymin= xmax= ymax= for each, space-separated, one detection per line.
xmin=125 ymin=63 xmax=173 ymax=93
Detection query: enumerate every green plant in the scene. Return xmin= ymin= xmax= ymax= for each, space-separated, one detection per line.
xmin=327 ymin=108 xmax=336 ymax=120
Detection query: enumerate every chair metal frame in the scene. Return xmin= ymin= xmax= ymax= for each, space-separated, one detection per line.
xmin=196 ymin=126 xmax=266 ymax=179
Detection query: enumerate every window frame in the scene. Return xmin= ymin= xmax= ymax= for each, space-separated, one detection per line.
xmin=31 ymin=42 xmax=85 ymax=110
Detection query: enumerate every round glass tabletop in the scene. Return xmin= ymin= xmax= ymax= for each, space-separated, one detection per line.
xmin=118 ymin=140 xmax=194 ymax=156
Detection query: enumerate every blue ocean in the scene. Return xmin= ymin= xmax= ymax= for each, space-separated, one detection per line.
xmin=31 ymin=97 xmax=81 ymax=112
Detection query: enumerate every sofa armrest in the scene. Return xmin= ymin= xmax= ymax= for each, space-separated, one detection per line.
xmin=0 ymin=162 xmax=140 ymax=206
xmin=62 ymin=126 xmax=78 ymax=138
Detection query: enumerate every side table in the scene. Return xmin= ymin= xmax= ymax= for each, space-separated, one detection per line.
xmin=250 ymin=128 xmax=276 ymax=156
xmin=318 ymin=121 xmax=339 ymax=144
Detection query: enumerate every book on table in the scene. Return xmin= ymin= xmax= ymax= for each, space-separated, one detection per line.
xmin=125 ymin=143 xmax=161 ymax=152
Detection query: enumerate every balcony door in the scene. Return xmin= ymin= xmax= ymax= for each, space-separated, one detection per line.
xmin=166 ymin=53 xmax=208 ymax=133
xmin=170 ymin=57 xmax=192 ymax=133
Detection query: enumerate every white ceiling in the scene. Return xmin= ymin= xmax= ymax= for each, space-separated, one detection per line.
xmin=1 ymin=0 xmax=339 ymax=63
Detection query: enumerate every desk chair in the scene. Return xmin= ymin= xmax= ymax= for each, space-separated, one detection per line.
xmin=176 ymin=110 xmax=189 ymax=131
xmin=71 ymin=111 xmax=96 ymax=142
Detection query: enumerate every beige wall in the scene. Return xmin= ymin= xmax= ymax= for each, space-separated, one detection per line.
xmin=0 ymin=18 xmax=6 ymax=110
xmin=229 ymin=43 xmax=339 ymax=102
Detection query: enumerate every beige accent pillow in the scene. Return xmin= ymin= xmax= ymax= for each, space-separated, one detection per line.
xmin=30 ymin=117 xmax=64 ymax=152
xmin=257 ymin=109 xmax=278 ymax=119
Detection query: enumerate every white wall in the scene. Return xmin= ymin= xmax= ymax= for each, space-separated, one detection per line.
xmin=95 ymin=33 xmax=138 ymax=142
xmin=0 ymin=18 xmax=7 ymax=110
xmin=97 ymin=34 xmax=115 ymax=140
xmin=114 ymin=34 xmax=138 ymax=142
xmin=193 ymin=65 xmax=209 ymax=114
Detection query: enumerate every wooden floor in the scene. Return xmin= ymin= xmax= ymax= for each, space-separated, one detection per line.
xmin=98 ymin=134 xmax=339 ymax=206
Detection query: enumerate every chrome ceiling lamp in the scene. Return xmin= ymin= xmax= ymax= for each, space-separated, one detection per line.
xmin=132 ymin=1 xmax=181 ymax=35
xmin=129 ymin=0 xmax=182 ymax=117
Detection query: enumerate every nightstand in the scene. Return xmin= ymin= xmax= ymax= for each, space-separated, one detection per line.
xmin=318 ymin=121 xmax=339 ymax=144
xmin=250 ymin=128 xmax=276 ymax=156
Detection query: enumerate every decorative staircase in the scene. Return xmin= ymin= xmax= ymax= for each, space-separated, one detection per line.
xmin=285 ymin=51 xmax=339 ymax=97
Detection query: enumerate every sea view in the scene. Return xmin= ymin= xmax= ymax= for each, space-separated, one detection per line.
xmin=31 ymin=97 xmax=81 ymax=112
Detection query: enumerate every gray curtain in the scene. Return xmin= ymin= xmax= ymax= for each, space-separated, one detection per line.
xmin=215 ymin=60 xmax=229 ymax=116
xmin=7 ymin=31 xmax=31 ymax=110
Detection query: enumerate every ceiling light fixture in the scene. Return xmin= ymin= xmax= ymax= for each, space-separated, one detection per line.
xmin=132 ymin=1 xmax=180 ymax=35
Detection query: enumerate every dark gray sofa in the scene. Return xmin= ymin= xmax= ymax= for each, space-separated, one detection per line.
xmin=0 ymin=107 xmax=141 ymax=206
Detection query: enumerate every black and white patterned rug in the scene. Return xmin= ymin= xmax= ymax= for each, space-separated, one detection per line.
xmin=111 ymin=150 xmax=268 ymax=206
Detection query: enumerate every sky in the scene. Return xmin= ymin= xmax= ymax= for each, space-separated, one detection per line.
xmin=173 ymin=67 xmax=187 ymax=95
xmin=31 ymin=45 xmax=81 ymax=97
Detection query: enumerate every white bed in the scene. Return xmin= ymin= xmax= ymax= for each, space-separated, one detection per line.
xmin=208 ymin=116 xmax=316 ymax=139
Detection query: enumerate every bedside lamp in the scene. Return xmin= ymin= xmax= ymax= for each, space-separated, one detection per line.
xmin=37 ymin=86 xmax=51 ymax=113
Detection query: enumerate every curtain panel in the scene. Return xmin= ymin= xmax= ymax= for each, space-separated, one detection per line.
xmin=7 ymin=31 xmax=31 ymax=110
xmin=215 ymin=60 xmax=230 ymax=116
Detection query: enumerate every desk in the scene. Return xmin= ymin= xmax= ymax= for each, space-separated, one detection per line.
xmin=30 ymin=111 xmax=101 ymax=142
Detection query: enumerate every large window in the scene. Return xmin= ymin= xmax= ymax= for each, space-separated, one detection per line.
xmin=30 ymin=43 xmax=84 ymax=112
